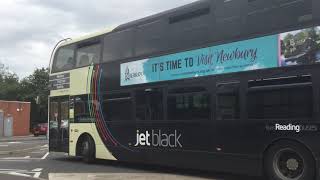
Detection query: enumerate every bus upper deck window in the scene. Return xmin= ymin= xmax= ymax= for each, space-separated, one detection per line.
xmin=76 ymin=43 xmax=101 ymax=68
xmin=52 ymin=45 xmax=75 ymax=73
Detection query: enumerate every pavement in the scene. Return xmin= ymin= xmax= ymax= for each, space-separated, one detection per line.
xmin=49 ymin=173 xmax=217 ymax=180
xmin=0 ymin=135 xmax=46 ymax=142
xmin=0 ymin=137 xmax=48 ymax=180
xmin=0 ymin=136 xmax=264 ymax=180
xmin=0 ymin=174 xmax=39 ymax=180
xmin=0 ymin=137 xmax=47 ymax=155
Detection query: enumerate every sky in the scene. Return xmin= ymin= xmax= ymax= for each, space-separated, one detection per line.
xmin=0 ymin=0 xmax=197 ymax=78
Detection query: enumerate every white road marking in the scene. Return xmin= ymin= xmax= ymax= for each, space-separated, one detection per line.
xmin=1 ymin=153 xmax=49 ymax=160
xmin=41 ymin=144 xmax=48 ymax=148
xmin=0 ymin=157 xmax=40 ymax=161
xmin=3 ymin=157 xmax=26 ymax=159
xmin=33 ymin=172 xmax=41 ymax=178
xmin=8 ymin=172 xmax=31 ymax=177
xmin=3 ymin=156 xmax=31 ymax=160
xmin=8 ymin=142 xmax=22 ymax=144
xmin=0 ymin=146 xmax=43 ymax=155
xmin=31 ymin=151 xmax=43 ymax=154
xmin=41 ymin=152 xmax=50 ymax=159
xmin=0 ymin=168 xmax=43 ymax=178
xmin=32 ymin=168 xmax=43 ymax=172
xmin=0 ymin=169 xmax=23 ymax=171
xmin=32 ymin=168 xmax=43 ymax=178
xmin=0 ymin=160 xmax=30 ymax=162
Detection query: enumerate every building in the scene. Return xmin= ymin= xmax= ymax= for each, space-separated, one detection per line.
xmin=0 ymin=100 xmax=31 ymax=137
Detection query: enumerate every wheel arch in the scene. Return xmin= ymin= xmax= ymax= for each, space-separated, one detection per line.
xmin=75 ymin=132 xmax=96 ymax=157
xmin=262 ymin=138 xmax=317 ymax=178
xmin=262 ymin=138 xmax=315 ymax=159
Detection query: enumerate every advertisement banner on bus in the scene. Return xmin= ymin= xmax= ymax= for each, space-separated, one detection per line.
xmin=121 ymin=26 xmax=320 ymax=86
xmin=279 ymin=26 xmax=320 ymax=66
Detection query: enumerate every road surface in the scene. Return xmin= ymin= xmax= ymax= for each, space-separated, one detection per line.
xmin=0 ymin=137 xmax=264 ymax=180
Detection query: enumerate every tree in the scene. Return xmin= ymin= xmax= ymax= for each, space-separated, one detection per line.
xmin=0 ymin=62 xmax=20 ymax=101
xmin=0 ymin=63 xmax=49 ymax=127
xmin=283 ymin=33 xmax=295 ymax=57
xmin=19 ymin=68 xmax=49 ymax=124
xmin=307 ymin=27 xmax=318 ymax=40
xmin=294 ymin=31 xmax=307 ymax=44
xmin=19 ymin=68 xmax=49 ymax=104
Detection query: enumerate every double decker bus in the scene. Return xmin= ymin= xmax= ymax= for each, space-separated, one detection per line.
xmin=49 ymin=0 xmax=320 ymax=179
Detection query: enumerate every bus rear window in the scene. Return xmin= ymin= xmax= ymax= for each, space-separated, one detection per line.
xmin=52 ymin=45 xmax=75 ymax=73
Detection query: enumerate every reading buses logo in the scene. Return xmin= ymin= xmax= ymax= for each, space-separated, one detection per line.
xmin=133 ymin=130 xmax=182 ymax=148
xmin=266 ymin=124 xmax=318 ymax=132
xmin=124 ymin=67 xmax=144 ymax=81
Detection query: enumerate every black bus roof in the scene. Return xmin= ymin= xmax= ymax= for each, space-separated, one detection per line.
xmin=113 ymin=0 xmax=210 ymax=32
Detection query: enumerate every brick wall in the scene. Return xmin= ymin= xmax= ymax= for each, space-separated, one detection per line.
xmin=0 ymin=101 xmax=31 ymax=136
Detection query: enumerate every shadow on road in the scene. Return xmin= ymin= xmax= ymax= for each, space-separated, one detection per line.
xmin=52 ymin=156 xmax=266 ymax=180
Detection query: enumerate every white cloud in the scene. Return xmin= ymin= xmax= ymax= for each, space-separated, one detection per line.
xmin=0 ymin=0 xmax=197 ymax=78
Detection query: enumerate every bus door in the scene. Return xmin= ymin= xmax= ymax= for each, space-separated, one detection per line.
xmin=49 ymin=97 xmax=70 ymax=152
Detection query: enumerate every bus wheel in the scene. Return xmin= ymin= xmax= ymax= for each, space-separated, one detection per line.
xmin=81 ymin=136 xmax=95 ymax=163
xmin=264 ymin=141 xmax=315 ymax=180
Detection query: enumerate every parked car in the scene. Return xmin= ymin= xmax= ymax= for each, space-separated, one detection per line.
xmin=32 ymin=123 xmax=48 ymax=136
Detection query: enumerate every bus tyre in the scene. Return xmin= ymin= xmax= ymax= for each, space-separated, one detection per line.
xmin=81 ymin=136 xmax=95 ymax=163
xmin=264 ymin=141 xmax=315 ymax=180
